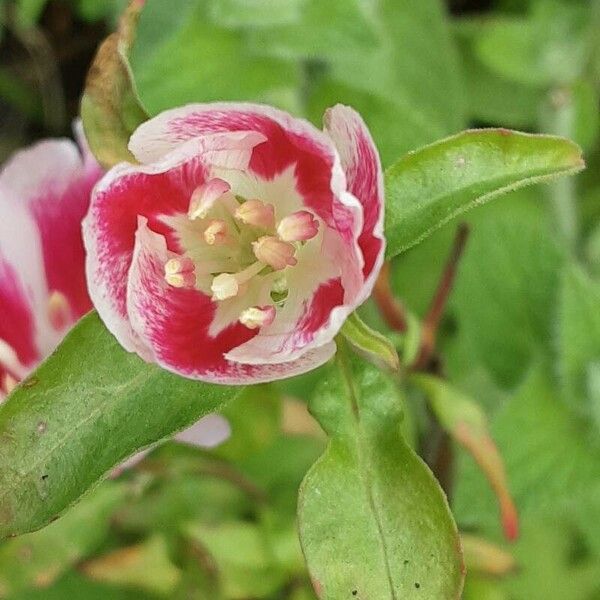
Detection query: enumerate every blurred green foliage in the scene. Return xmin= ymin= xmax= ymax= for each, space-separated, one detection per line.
xmin=1 ymin=0 xmax=600 ymax=598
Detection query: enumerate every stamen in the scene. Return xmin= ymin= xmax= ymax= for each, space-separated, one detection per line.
xmin=47 ymin=290 xmax=71 ymax=331
xmin=2 ymin=373 xmax=17 ymax=395
xmin=239 ymin=305 xmax=276 ymax=329
xmin=235 ymin=199 xmax=275 ymax=229
xmin=252 ymin=236 xmax=297 ymax=270
xmin=0 ymin=338 xmax=28 ymax=379
xmin=211 ymin=261 xmax=265 ymax=301
xmin=203 ymin=220 xmax=228 ymax=246
xmin=164 ymin=257 xmax=196 ymax=288
xmin=277 ymin=210 xmax=319 ymax=242
xmin=188 ymin=178 xmax=232 ymax=220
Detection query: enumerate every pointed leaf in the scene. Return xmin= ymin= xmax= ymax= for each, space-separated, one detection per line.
xmin=341 ymin=312 xmax=400 ymax=374
xmin=384 ymin=129 xmax=584 ymax=258
xmin=0 ymin=312 xmax=241 ymax=539
xmin=298 ymin=352 xmax=464 ymax=599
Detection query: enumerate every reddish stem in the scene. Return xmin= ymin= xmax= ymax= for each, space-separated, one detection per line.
xmin=413 ymin=224 xmax=470 ymax=370
xmin=373 ymin=262 xmax=408 ymax=332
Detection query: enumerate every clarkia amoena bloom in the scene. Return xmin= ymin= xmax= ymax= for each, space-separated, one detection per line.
xmin=84 ymin=103 xmax=385 ymax=384
xmin=0 ymin=125 xmax=102 ymax=401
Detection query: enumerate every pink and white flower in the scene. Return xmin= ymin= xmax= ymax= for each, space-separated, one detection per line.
xmin=0 ymin=128 xmax=101 ymax=401
xmin=0 ymin=128 xmax=229 ymax=453
xmin=84 ymin=103 xmax=385 ymax=384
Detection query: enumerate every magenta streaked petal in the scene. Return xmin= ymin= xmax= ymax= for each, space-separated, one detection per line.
xmin=324 ymin=104 xmax=385 ymax=295
xmin=124 ymin=219 xmax=334 ymax=383
xmin=0 ymin=136 xmax=102 ymax=321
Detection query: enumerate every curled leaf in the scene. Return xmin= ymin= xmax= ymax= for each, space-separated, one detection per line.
xmin=80 ymin=0 xmax=148 ymax=168
xmin=411 ymin=374 xmax=519 ymax=541
xmin=460 ymin=533 xmax=516 ymax=577
xmin=341 ymin=312 xmax=400 ymax=374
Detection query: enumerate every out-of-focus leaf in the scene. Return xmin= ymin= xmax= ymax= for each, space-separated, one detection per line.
xmin=453 ymin=366 xmax=600 ymax=534
xmin=0 ymin=312 xmax=241 ymax=539
xmin=186 ymin=522 xmax=285 ymax=599
xmin=240 ymin=435 xmax=324 ymax=515
xmin=558 ymin=264 xmax=600 ymax=415
xmin=0 ymin=483 xmax=125 ymax=597
xmin=302 ymin=0 xmax=466 ymax=165
xmin=131 ymin=2 xmax=300 ymax=115
xmin=454 ymin=19 xmax=543 ymax=129
xmin=214 ymin=385 xmax=282 ymax=462
xmin=474 ymin=4 xmax=588 ymax=87
xmin=9 ymin=571 xmax=147 ymax=600
xmin=341 ymin=312 xmax=400 ymax=374
xmin=298 ymin=356 xmax=464 ymax=599
xmin=461 ymin=534 xmax=516 ymax=576
xmin=114 ymin=475 xmax=250 ymax=534
xmin=384 ymin=129 xmax=584 ymax=259
xmin=463 ymin=576 xmax=508 ymax=600
xmin=503 ymin=515 xmax=600 ymax=600
xmin=208 ymin=0 xmax=304 ymax=27
xmin=81 ymin=535 xmax=181 ymax=596
xmin=15 ymin=0 xmax=49 ymax=28
xmin=412 ymin=375 xmax=518 ymax=541
xmin=80 ymin=0 xmax=148 ymax=168
xmin=452 ymin=193 xmax=565 ymax=387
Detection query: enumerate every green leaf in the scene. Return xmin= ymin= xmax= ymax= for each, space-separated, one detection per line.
xmin=558 ymin=264 xmax=600 ymax=415
xmin=0 ymin=483 xmax=125 ymax=597
xmin=384 ymin=129 xmax=585 ymax=259
xmin=80 ymin=0 xmax=149 ymax=168
xmin=302 ymin=0 xmax=466 ymax=166
xmin=186 ymin=521 xmax=286 ymax=599
xmin=0 ymin=312 xmax=241 ymax=539
xmin=453 ymin=365 xmax=600 ymax=534
xmin=341 ymin=312 xmax=400 ymax=374
xmin=214 ymin=384 xmax=282 ymax=462
xmin=131 ymin=2 xmax=301 ymax=115
xmin=298 ymin=353 xmax=464 ymax=599
xmin=411 ymin=375 xmax=518 ymax=541
xmin=81 ymin=535 xmax=181 ymax=596
xmin=208 ymin=0 xmax=304 ymax=28
xmin=451 ymin=192 xmax=565 ymax=387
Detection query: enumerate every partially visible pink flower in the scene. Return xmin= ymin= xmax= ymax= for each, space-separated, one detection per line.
xmin=0 ymin=126 xmax=101 ymax=400
xmin=84 ymin=103 xmax=385 ymax=384
xmin=0 ymin=127 xmax=228 ymax=458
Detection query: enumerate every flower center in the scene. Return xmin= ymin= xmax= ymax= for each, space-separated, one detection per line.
xmin=163 ymin=177 xmax=320 ymax=329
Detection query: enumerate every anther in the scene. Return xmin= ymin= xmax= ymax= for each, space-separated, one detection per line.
xmin=277 ymin=210 xmax=319 ymax=242
xmin=239 ymin=305 xmax=276 ymax=329
xmin=235 ymin=199 xmax=275 ymax=229
xmin=47 ymin=290 xmax=71 ymax=331
xmin=252 ymin=236 xmax=297 ymax=270
xmin=188 ymin=178 xmax=232 ymax=220
xmin=203 ymin=220 xmax=228 ymax=246
xmin=211 ymin=261 xmax=265 ymax=301
xmin=164 ymin=257 xmax=196 ymax=288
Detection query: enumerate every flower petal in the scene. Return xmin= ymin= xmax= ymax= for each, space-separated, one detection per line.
xmin=0 ymin=136 xmax=102 ymax=320
xmin=129 ymin=102 xmax=361 ymax=240
xmin=84 ymin=132 xmax=263 ymax=355
xmin=324 ymin=104 xmax=385 ymax=294
xmin=125 ymin=219 xmax=335 ymax=383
